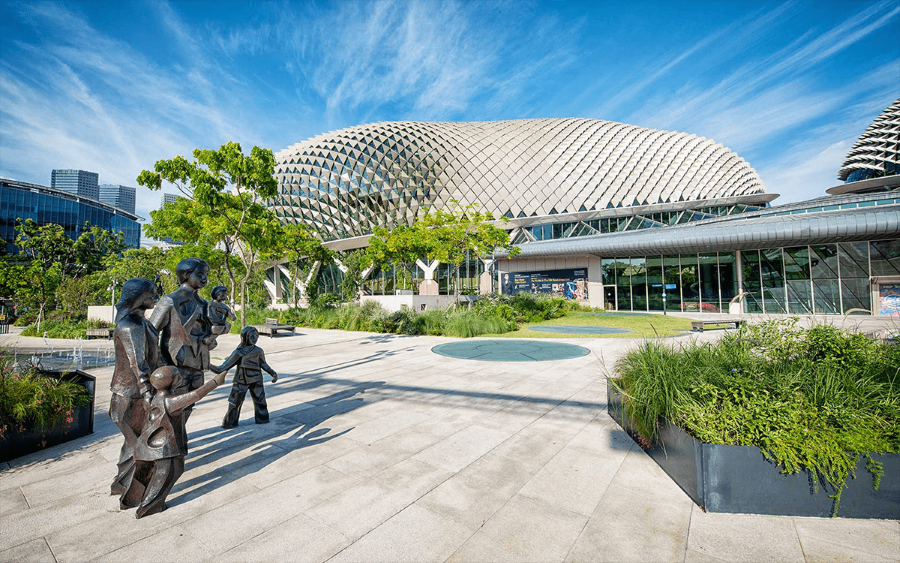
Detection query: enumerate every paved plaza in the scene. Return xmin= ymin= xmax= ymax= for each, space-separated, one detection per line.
xmin=1 ymin=319 xmax=898 ymax=563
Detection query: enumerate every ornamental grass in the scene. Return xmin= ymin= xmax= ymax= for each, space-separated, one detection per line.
xmin=610 ymin=318 xmax=900 ymax=515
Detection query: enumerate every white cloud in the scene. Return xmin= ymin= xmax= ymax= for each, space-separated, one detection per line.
xmin=0 ymin=1 xmax=268 ymax=221
xmin=622 ymin=0 xmax=899 ymax=155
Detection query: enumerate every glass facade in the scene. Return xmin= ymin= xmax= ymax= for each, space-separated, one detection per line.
xmin=356 ymin=251 xmax=485 ymax=296
xmin=1 ymin=182 xmax=140 ymax=254
xmin=597 ymin=241 xmax=900 ymax=315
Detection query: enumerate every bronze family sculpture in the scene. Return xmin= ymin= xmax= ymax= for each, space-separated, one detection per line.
xmin=109 ymin=258 xmax=277 ymax=518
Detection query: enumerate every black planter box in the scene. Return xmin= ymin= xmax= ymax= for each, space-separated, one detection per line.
xmin=1 ymin=370 xmax=95 ymax=463
xmin=607 ymin=385 xmax=900 ymax=519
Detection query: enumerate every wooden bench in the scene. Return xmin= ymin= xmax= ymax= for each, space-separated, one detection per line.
xmin=690 ymin=319 xmax=747 ymax=332
xmin=86 ymin=327 xmax=115 ymax=339
xmin=253 ymin=317 xmax=296 ymax=338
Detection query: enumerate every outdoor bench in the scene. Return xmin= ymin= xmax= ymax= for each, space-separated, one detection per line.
xmin=690 ymin=319 xmax=746 ymax=332
xmin=85 ymin=327 xmax=115 ymax=339
xmin=253 ymin=317 xmax=296 ymax=338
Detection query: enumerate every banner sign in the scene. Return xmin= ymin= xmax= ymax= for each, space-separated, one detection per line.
xmin=879 ymin=285 xmax=900 ymax=316
xmin=502 ymin=268 xmax=588 ymax=300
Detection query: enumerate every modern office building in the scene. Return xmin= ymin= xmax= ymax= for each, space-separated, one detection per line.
xmin=0 ymin=177 xmax=141 ymax=254
xmin=99 ymin=184 xmax=136 ymax=214
xmin=50 ymin=169 xmax=99 ymax=201
xmin=265 ymin=100 xmax=900 ymax=316
xmin=160 ymin=193 xmax=180 ymax=208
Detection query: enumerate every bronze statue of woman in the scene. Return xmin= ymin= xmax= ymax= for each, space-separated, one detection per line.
xmin=109 ymin=278 xmax=159 ymax=499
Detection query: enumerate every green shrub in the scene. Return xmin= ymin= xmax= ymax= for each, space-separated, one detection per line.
xmin=281 ymin=297 xmax=522 ymax=337
xmin=21 ymin=318 xmax=112 ymax=339
xmin=0 ymin=351 xmax=91 ymax=438
xmin=507 ymin=293 xmax=569 ymax=323
xmin=443 ymin=308 xmax=510 ymax=338
xmin=611 ymin=319 xmax=899 ymax=516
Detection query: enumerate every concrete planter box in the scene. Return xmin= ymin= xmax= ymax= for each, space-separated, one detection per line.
xmin=607 ymin=385 xmax=899 ymax=519
xmin=1 ymin=370 xmax=95 ymax=463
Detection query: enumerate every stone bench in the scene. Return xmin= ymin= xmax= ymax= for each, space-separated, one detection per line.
xmin=253 ymin=318 xmax=296 ymax=338
xmin=690 ymin=319 xmax=747 ymax=332
xmin=85 ymin=327 xmax=115 ymax=339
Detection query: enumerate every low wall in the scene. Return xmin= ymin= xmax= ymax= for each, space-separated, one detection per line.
xmin=87 ymin=306 xmax=115 ymax=323
xmin=360 ymin=294 xmax=476 ymax=312
xmin=87 ymin=306 xmax=155 ymax=322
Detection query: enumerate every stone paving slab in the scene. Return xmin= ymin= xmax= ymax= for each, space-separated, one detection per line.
xmin=1 ymin=325 xmax=898 ymax=563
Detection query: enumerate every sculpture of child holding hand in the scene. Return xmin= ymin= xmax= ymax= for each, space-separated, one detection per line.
xmin=210 ymin=326 xmax=278 ymax=429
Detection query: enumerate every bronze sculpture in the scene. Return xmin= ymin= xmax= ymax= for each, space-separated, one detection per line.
xmin=120 ymin=365 xmax=227 ymax=518
xmin=110 ymin=258 xmax=282 ymax=517
xmin=148 ymin=258 xmax=212 ymax=423
xmin=204 ymin=285 xmax=235 ymax=349
xmin=212 ymin=326 xmax=279 ymax=429
xmin=109 ymin=278 xmax=160 ymax=497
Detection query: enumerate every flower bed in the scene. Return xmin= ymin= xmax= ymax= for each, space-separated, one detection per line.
xmin=608 ymin=319 xmax=900 ymax=518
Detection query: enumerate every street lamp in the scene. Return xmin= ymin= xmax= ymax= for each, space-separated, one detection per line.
xmin=107 ymin=279 xmax=117 ymax=321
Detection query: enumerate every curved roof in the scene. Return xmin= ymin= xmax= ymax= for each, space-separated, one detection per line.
xmin=270 ymin=119 xmax=767 ymax=240
xmin=507 ymin=205 xmax=900 ymax=258
xmin=838 ymin=98 xmax=900 ymax=182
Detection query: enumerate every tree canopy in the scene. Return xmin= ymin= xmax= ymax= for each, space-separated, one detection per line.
xmin=138 ymin=142 xmax=281 ymax=326
xmin=363 ymin=202 xmax=520 ymax=297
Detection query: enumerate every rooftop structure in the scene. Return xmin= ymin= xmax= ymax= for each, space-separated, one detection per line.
xmin=50 ymin=169 xmax=99 ymax=201
xmin=99 ymin=184 xmax=136 ymax=214
xmin=837 ymin=98 xmax=900 ymax=185
xmin=271 ymin=119 xmax=772 ymax=242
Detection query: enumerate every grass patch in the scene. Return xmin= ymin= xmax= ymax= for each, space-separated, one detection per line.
xmin=491 ymin=312 xmax=692 ymax=338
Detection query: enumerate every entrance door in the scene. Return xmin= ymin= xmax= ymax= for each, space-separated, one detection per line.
xmin=603 ymin=286 xmax=617 ymax=310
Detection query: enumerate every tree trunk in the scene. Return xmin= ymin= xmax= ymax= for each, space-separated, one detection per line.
xmin=223 ymin=240 xmax=238 ymax=307
xmin=240 ymin=275 xmax=249 ymax=327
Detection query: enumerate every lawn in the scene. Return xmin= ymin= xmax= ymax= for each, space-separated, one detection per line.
xmin=490 ymin=312 xmax=693 ymax=338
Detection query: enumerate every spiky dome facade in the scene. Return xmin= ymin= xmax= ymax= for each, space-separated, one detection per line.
xmin=269 ymin=118 xmax=766 ymax=240
xmin=838 ymin=98 xmax=900 ymax=183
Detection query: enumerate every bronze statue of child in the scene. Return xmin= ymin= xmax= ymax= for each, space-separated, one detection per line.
xmin=211 ymin=326 xmax=278 ymax=429
xmin=121 ymin=365 xmax=227 ymax=518
xmin=204 ymin=285 xmax=235 ymax=349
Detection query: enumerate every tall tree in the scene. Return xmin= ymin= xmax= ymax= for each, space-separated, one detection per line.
xmin=13 ymin=219 xmax=125 ymax=325
xmin=138 ymin=142 xmax=280 ymax=326
xmin=143 ymin=196 xmax=240 ymax=303
xmin=362 ymin=224 xmax=428 ymax=292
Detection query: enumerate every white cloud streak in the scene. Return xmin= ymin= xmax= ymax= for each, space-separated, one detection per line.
xmin=625 ymin=0 xmax=899 ymax=153
xmin=0 ymin=1 xmax=266 ymax=220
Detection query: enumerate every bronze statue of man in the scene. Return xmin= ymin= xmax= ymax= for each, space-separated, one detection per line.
xmin=149 ymin=257 xmax=212 ymax=422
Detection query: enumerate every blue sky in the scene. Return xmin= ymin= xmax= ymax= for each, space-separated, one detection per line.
xmin=1 ymin=0 xmax=898 ymax=221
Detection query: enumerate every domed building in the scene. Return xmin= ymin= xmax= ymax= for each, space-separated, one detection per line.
xmin=269 ymin=119 xmax=772 ymax=242
xmin=265 ymin=106 xmax=900 ymax=316
xmin=837 ymin=98 xmax=900 ymax=184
